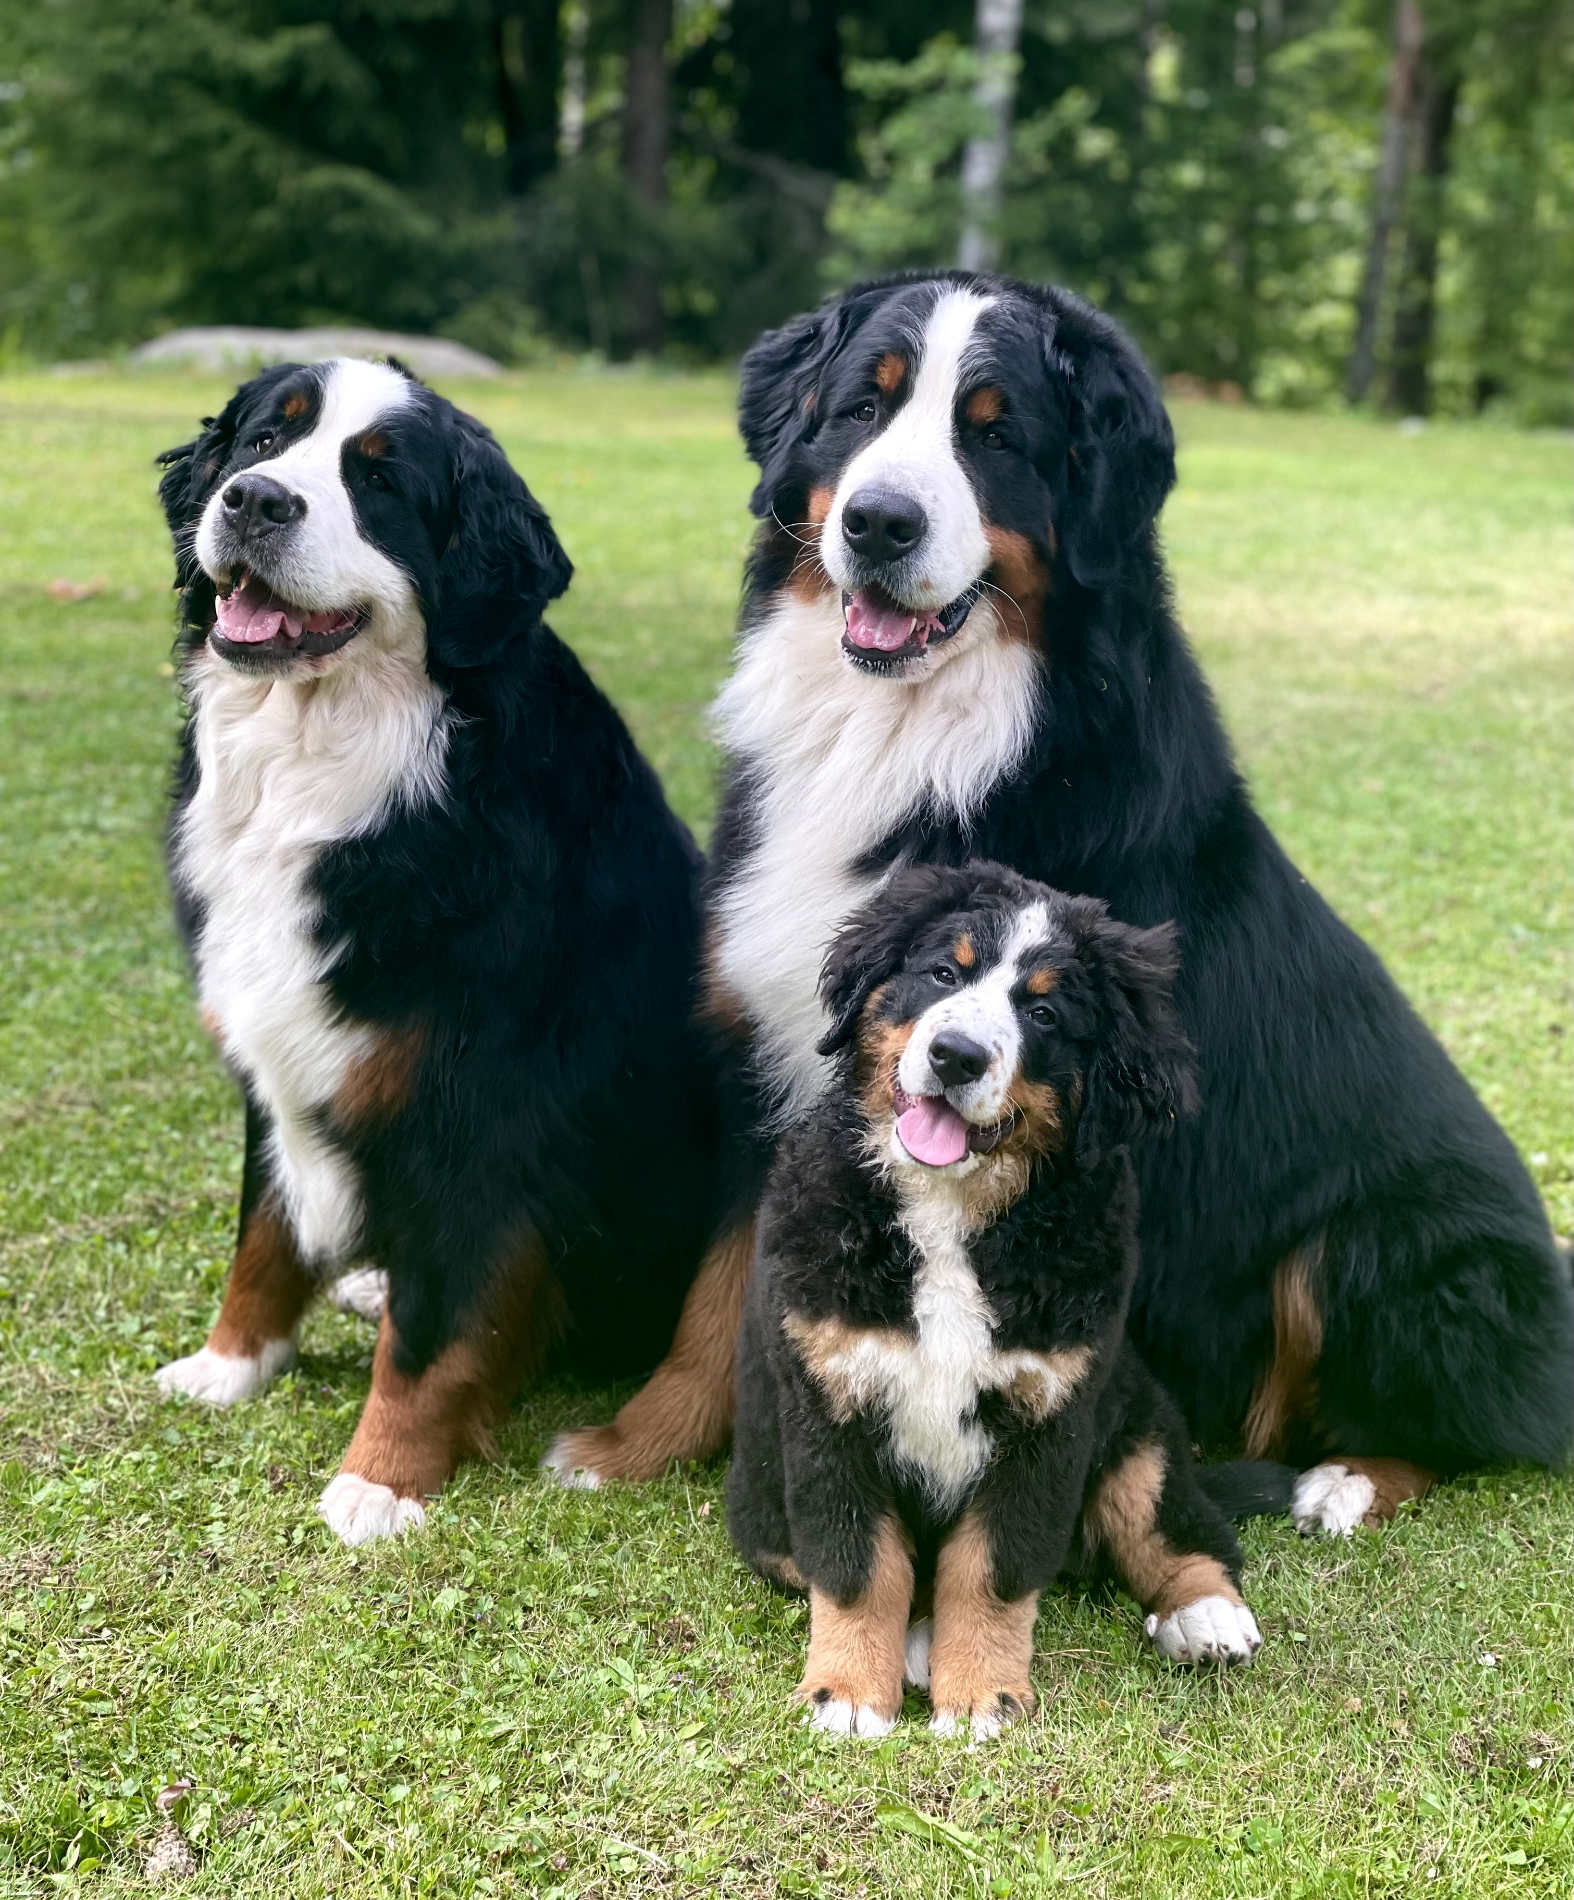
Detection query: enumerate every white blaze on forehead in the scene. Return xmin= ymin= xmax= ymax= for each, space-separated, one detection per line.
xmin=193 ymin=357 xmax=420 ymax=625
xmin=823 ymin=287 xmax=995 ymax=611
xmin=897 ymin=900 xmax=1055 ymax=1124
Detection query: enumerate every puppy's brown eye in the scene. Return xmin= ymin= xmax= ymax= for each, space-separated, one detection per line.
xmin=365 ymin=468 xmax=392 ymax=492
xmin=250 ymin=430 xmax=276 ymax=453
xmin=981 ymin=427 xmax=1006 ymax=451
xmin=851 ymin=399 xmax=878 ymax=424
xmin=929 ymin=965 xmax=957 ymax=987
xmin=1028 ymin=1003 xmax=1057 ymax=1027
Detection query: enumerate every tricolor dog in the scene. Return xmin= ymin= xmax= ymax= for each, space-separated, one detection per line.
xmin=549 ymin=272 xmax=1572 ymax=1530
xmin=728 ymin=863 xmax=1270 ymax=1742
xmin=155 ymin=359 xmax=720 ymax=1543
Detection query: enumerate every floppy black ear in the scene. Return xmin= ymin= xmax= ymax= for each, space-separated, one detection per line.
xmin=429 ymin=419 xmax=573 ymax=670
xmin=738 ymin=286 xmax=882 ymax=519
xmin=156 ymin=402 xmax=242 ymax=586
xmin=816 ymin=860 xmax=1027 ymax=1057
xmin=1049 ymin=298 xmax=1176 ymax=590
xmin=1068 ymin=907 xmax=1198 ymax=1166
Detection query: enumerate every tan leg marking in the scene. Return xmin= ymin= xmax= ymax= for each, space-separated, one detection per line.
xmin=1085 ymin=1441 xmax=1242 ymax=1619
xmin=1243 ymin=1239 xmax=1324 ymax=1459
xmin=543 ymin=1221 xmax=753 ymax=1483
xmin=332 ymin=1022 xmax=426 ymax=1129
xmin=207 ymin=1202 xmax=315 ymax=1360
xmin=797 ymin=1516 xmax=912 ymax=1734
xmin=757 ymin=1553 xmax=809 ymax=1593
xmin=928 ymin=1510 xmax=1038 ymax=1736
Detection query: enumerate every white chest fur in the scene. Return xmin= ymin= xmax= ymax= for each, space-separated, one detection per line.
xmin=175 ymin=650 xmax=448 ymax=1265
xmin=711 ymin=593 xmax=1041 ymax=1124
xmin=807 ymin=1180 xmax=1078 ymax=1511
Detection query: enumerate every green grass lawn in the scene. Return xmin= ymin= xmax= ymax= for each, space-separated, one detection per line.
xmin=0 ymin=367 xmax=1569 ymax=1899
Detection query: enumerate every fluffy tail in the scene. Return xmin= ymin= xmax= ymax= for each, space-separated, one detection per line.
xmin=1197 ymin=1459 xmax=1297 ymax=1522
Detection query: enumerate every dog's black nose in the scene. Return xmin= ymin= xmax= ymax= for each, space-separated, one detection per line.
xmin=842 ymin=486 xmax=927 ymax=563
xmin=221 ymin=473 xmax=306 ymax=535
xmin=928 ymin=1031 xmax=991 ymax=1088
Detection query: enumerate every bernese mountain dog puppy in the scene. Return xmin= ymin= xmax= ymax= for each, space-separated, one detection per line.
xmin=728 ymin=862 xmax=1266 ymax=1742
xmin=154 ymin=358 xmax=720 ymax=1543
xmin=549 ymin=273 xmax=1572 ymax=1529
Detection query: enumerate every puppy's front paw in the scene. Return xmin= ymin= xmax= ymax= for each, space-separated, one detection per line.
xmin=903 ymin=1618 xmax=933 ymax=1692
xmin=325 ymin=1267 xmax=388 ymax=1323
xmin=929 ymin=1683 xmax=1034 ymax=1743
xmin=797 ymin=1684 xmax=897 ymax=1740
xmin=154 ymin=1341 xmax=294 ymax=1406
xmin=317 ymin=1473 xmax=426 ymax=1546
xmin=1145 ymin=1595 xmax=1262 ymax=1666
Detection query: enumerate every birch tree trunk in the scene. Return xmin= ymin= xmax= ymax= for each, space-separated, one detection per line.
xmin=957 ymin=0 xmax=1024 ymax=274
xmin=1344 ymin=0 xmax=1424 ymax=403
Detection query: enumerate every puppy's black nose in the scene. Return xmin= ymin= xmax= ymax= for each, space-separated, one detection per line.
xmin=928 ymin=1031 xmax=991 ymax=1088
xmin=842 ymin=486 xmax=927 ymax=563
xmin=221 ymin=473 xmax=306 ymax=535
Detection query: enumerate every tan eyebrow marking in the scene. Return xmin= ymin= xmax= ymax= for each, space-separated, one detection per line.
xmin=1024 ymin=967 xmax=1057 ymax=996
xmin=358 ymin=430 xmax=390 ymax=458
xmin=953 ymin=934 xmax=976 ymax=969
xmin=282 ymin=393 xmax=308 ymax=420
xmin=874 ymin=351 xmax=908 ymax=396
xmin=966 ymin=385 xmax=1004 ymax=425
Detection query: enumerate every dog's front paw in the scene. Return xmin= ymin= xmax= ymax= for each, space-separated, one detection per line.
xmin=154 ymin=1341 xmax=295 ymax=1406
xmin=929 ymin=1682 xmax=1034 ymax=1743
xmin=903 ymin=1618 xmax=933 ymax=1692
xmin=1145 ymin=1595 xmax=1262 ymax=1666
xmin=797 ymin=1683 xmax=897 ymax=1740
xmin=317 ymin=1473 xmax=426 ymax=1546
xmin=325 ymin=1267 xmax=388 ymax=1324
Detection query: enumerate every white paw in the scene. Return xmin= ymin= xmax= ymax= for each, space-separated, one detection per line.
xmin=325 ymin=1267 xmax=387 ymax=1323
xmin=1145 ymin=1595 xmax=1262 ymax=1666
xmin=803 ymin=1697 xmax=895 ymax=1739
xmin=1292 ymin=1462 xmax=1376 ymax=1537
xmin=903 ymin=1618 xmax=933 ymax=1692
xmin=929 ymin=1706 xmax=1009 ymax=1742
xmin=317 ymin=1473 xmax=427 ymax=1546
xmin=538 ymin=1436 xmax=603 ymax=1490
xmin=154 ymin=1340 xmax=295 ymax=1406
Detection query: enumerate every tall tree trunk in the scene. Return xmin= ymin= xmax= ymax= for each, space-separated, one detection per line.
xmin=622 ymin=0 xmax=672 ymax=355
xmin=957 ymin=0 xmax=1024 ymax=273
xmin=1386 ymin=58 xmax=1460 ymax=415
xmin=1345 ymin=0 xmax=1424 ymax=404
xmin=492 ymin=1 xmax=562 ymax=196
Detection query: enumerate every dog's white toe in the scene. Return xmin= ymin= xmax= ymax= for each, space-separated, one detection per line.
xmin=803 ymin=1697 xmax=894 ymax=1739
xmin=903 ymin=1617 xmax=933 ymax=1691
xmin=538 ymin=1436 xmax=604 ymax=1489
xmin=1292 ymin=1462 xmax=1377 ymax=1537
xmin=154 ymin=1340 xmax=294 ymax=1406
xmin=317 ymin=1473 xmax=426 ymax=1546
xmin=325 ymin=1267 xmax=388 ymax=1323
xmin=1145 ymin=1595 xmax=1262 ymax=1666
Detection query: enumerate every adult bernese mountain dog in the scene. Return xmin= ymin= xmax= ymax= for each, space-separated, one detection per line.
xmin=154 ymin=358 xmax=720 ymax=1543
xmin=729 ymin=863 xmax=1268 ymax=1742
xmin=546 ymin=272 xmax=1573 ymax=1529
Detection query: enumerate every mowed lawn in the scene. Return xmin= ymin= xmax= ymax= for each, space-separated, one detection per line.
xmin=0 ymin=366 xmax=1569 ymax=1900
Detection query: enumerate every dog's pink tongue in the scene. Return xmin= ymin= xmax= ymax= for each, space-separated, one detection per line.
xmin=215 ymin=576 xmax=303 ymax=644
xmin=896 ymin=1095 xmax=970 ymax=1167
xmin=844 ymin=590 xmax=919 ymax=653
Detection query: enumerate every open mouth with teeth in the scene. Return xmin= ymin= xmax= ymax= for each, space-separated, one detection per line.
xmin=211 ymin=570 xmax=366 ymax=663
xmin=841 ymin=584 xmax=980 ymax=669
xmin=891 ymin=1079 xmax=1014 ymax=1167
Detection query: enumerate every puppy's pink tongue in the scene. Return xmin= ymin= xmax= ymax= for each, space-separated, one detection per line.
xmin=844 ymin=590 xmax=919 ymax=653
xmin=896 ymin=1096 xmax=970 ymax=1167
xmin=215 ymin=576 xmax=304 ymax=644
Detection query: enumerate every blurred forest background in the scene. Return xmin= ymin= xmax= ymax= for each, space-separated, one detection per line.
xmin=1 ymin=0 xmax=1569 ymax=420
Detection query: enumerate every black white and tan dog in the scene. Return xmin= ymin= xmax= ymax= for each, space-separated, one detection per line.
xmin=547 ymin=272 xmax=1573 ymax=1526
xmin=729 ymin=863 xmax=1270 ymax=1740
xmin=154 ymin=358 xmax=721 ymax=1542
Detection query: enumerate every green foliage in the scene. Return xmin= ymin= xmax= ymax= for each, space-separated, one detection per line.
xmin=0 ymin=367 xmax=1571 ymax=1895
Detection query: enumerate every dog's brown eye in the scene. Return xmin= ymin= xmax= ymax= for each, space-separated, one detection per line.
xmin=250 ymin=430 xmax=276 ymax=453
xmin=851 ymin=399 xmax=878 ymax=424
xmin=981 ymin=427 xmax=1006 ymax=451
xmin=1028 ymin=1003 xmax=1057 ymax=1027
xmin=366 ymin=468 xmax=392 ymax=492
xmin=929 ymin=965 xmax=957 ymax=987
